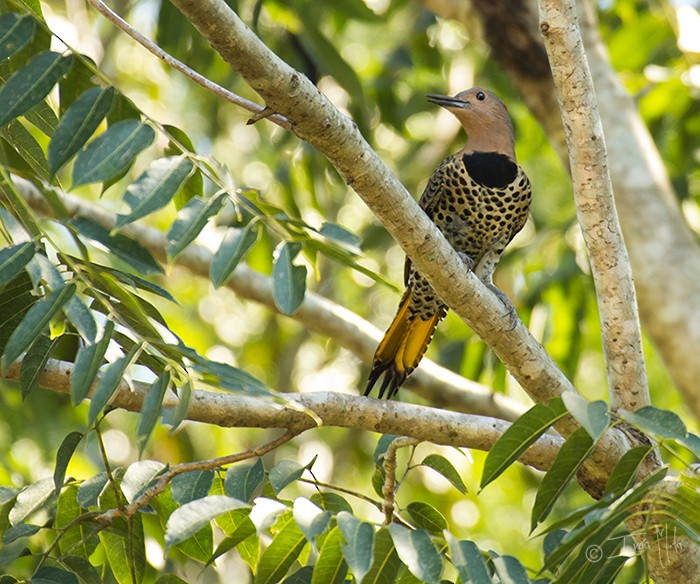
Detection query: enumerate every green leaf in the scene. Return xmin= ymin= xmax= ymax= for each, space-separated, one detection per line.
xmin=154 ymin=577 xmax=189 ymax=584
xmin=151 ymin=485 xmax=213 ymax=563
xmin=76 ymin=472 xmax=108 ymax=508
xmin=269 ymin=459 xmax=306 ymax=495
xmin=17 ymin=1 xmax=43 ymax=19
xmin=9 ymin=477 xmax=54 ymax=524
xmin=121 ymin=460 xmax=165 ymax=504
xmin=562 ymin=393 xmax=609 ymax=440
xmin=192 ymin=358 xmax=270 ymax=395
xmin=63 ymin=295 xmax=97 ymax=343
xmin=620 ymin=406 xmax=688 ymax=440
xmin=211 ymin=222 xmax=260 ymax=287
xmin=272 ymin=242 xmax=307 ymax=315
xmin=283 ymin=566 xmax=313 ymax=584
xmin=20 ymin=333 xmax=56 ymax=399
xmin=137 ymin=370 xmax=171 ymax=452
xmin=0 ymin=14 xmax=35 ymax=61
xmin=481 ymin=398 xmax=567 ymax=490
xmin=53 ymin=431 xmax=83 ymax=495
xmin=59 ymin=556 xmax=102 ymax=584
xmin=2 ymin=282 xmax=76 ymax=368
xmin=3 ymin=522 xmax=40 ymax=543
xmin=56 ymin=486 xmax=99 ymax=560
xmin=310 ymin=492 xmax=353 ymax=515
xmin=603 ymin=445 xmax=652 ymax=498
xmin=0 ymin=242 xmax=35 ymax=288
xmin=225 ymin=458 xmax=265 ymax=503
xmin=171 ymin=470 xmax=214 ymax=504
xmin=87 ymin=342 xmax=141 ymax=426
xmin=374 ymin=434 xmax=401 ymax=464
xmin=208 ymin=509 xmax=256 ymax=566
xmin=293 ymin=497 xmax=330 ymax=544
xmin=48 ymin=86 xmax=115 ymax=176
xmin=2 ymin=120 xmax=49 ymax=179
xmin=98 ymin=487 xmax=145 ymax=584
xmin=71 ymin=320 xmax=114 ymax=404
xmin=253 ymin=517 xmax=307 ymax=584
xmin=405 ymin=502 xmax=447 ymax=534
xmin=70 ymin=216 xmax=163 ymax=275
xmin=114 ymin=156 xmax=194 ymax=229
xmin=420 ymin=454 xmax=467 ymax=494
xmin=163 ymin=124 xmax=203 ymax=208
xmin=492 ymin=554 xmax=531 ymax=584
xmin=166 ymin=192 xmax=228 ymax=260
xmin=311 ymin=525 xmax=348 ymax=584
xmin=531 ymin=427 xmax=596 ymax=531
xmin=165 ymin=495 xmax=248 ymax=548
xmin=362 ymin=527 xmax=401 ymax=584
xmin=387 ymin=523 xmax=442 ymax=584
xmin=163 ymin=377 xmax=191 ymax=431
xmin=0 ymin=51 xmax=72 ymax=128
xmin=337 ymin=511 xmax=374 ymax=584
xmin=30 ymin=566 xmax=78 ymax=584
xmin=445 ymin=533 xmax=490 ymax=584
xmin=318 ymin=221 xmax=361 ymax=249
xmin=72 ymin=119 xmax=155 ymax=187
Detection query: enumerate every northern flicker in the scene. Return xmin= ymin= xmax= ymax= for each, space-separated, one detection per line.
xmin=364 ymin=87 xmax=531 ymax=399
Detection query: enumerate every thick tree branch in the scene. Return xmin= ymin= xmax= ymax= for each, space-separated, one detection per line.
xmin=1 ymin=358 xmax=561 ymax=473
xmin=538 ymin=0 xmax=649 ymax=413
xmin=17 ymin=178 xmax=524 ymax=421
xmin=163 ymin=0 xmax=580 ymax=427
xmin=442 ymin=0 xmax=700 ymax=421
xmin=577 ymin=0 xmax=700 ymax=421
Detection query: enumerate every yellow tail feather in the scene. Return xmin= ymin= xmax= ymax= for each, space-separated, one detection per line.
xmin=365 ymin=293 xmax=443 ymax=399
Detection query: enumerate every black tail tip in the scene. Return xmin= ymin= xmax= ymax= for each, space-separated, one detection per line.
xmin=364 ymin=362 xmax=409 ymax=400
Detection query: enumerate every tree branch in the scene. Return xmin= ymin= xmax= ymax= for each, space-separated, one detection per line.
xmin=87 ymin=0 xmax=292 ymax=130
xmin=538 ymin=0 xmax=649 ymax=413
xmin=162 ymin=0 xmax=579 ymax=427
xmin=17 ymin=177 xmax=524 ymax=421
xmin=442 ymin=0 xmax=700 ymax=421
xmin=1 ymin=358 xmax=561 ymax=473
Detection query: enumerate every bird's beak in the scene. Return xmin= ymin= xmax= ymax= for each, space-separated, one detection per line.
xmin=426 ymin=94 xmax=467 ymax=109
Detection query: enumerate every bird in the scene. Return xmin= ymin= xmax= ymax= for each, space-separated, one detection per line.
xmin=364 ymin=87 xmax=532 ymax=399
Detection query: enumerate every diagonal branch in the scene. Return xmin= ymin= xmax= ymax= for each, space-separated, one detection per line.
xmin=538 ymin=0 xmax=649 ymax=413
xmin=1 ymin=358 xmax=562 ymax=473
xmin=161 ymin=0 xmax=579 ymax=424
xmin=17 ymin=177 xmax=524 ymax=421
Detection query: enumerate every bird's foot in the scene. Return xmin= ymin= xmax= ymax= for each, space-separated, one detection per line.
xmin=457 ymin=252 xmax=475 ymax=272
xmin=488 ymin=284 xmax=519 ymax=331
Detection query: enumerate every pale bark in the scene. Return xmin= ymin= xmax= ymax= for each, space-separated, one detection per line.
xmin=577 ymin=0 xmax=700 ymax=421
xmin=538 ymin=0 xmax=649 ymax=412
xmin=432 ymin=0 xmax=700 ymax=421
xmin=1 ymin=359 xmax=561 ymax=473
xmin=166 ymin=0 xmax=581 ymax=427
xmin=18 ymin=178 xmax=524 ymax=420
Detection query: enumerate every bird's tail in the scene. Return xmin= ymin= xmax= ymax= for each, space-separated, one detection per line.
xmin=365 ymin=291 xmax=444 ymax=399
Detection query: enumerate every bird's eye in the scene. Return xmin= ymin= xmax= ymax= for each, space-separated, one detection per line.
xmin=476 ymin=91 xmax=486 ymax=101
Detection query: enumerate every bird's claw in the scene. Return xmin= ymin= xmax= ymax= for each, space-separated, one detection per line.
xmin=488 ymin=284 xmax=519 ymax=331
xmin=458 ymin=252 xmax=475 ymax=272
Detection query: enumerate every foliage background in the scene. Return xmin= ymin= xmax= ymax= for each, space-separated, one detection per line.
xmin=0 ymin=0 xmax=698 ymax=581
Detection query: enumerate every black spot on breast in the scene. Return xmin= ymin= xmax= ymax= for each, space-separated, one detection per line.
xmin=462 ymin=152 xmax=518 ymax=189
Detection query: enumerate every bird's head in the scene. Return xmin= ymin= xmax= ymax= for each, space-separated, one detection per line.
xmin=426 ymin=87 xmax=516 ymax=159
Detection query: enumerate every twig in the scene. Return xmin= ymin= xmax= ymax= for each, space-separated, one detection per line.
xmin=381 ymin=437 xmax=419 ymax=524
xmin=95 ymin=430 xmax=298 ymax=525
xmin=538 ymin=0 xmax=649 ymax=413
xmin=86 ymin=0 xmax=292 ymax=130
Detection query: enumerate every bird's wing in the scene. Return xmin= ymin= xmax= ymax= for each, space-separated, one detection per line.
xmin=403 ymin=158 xmax=451 ymax=285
